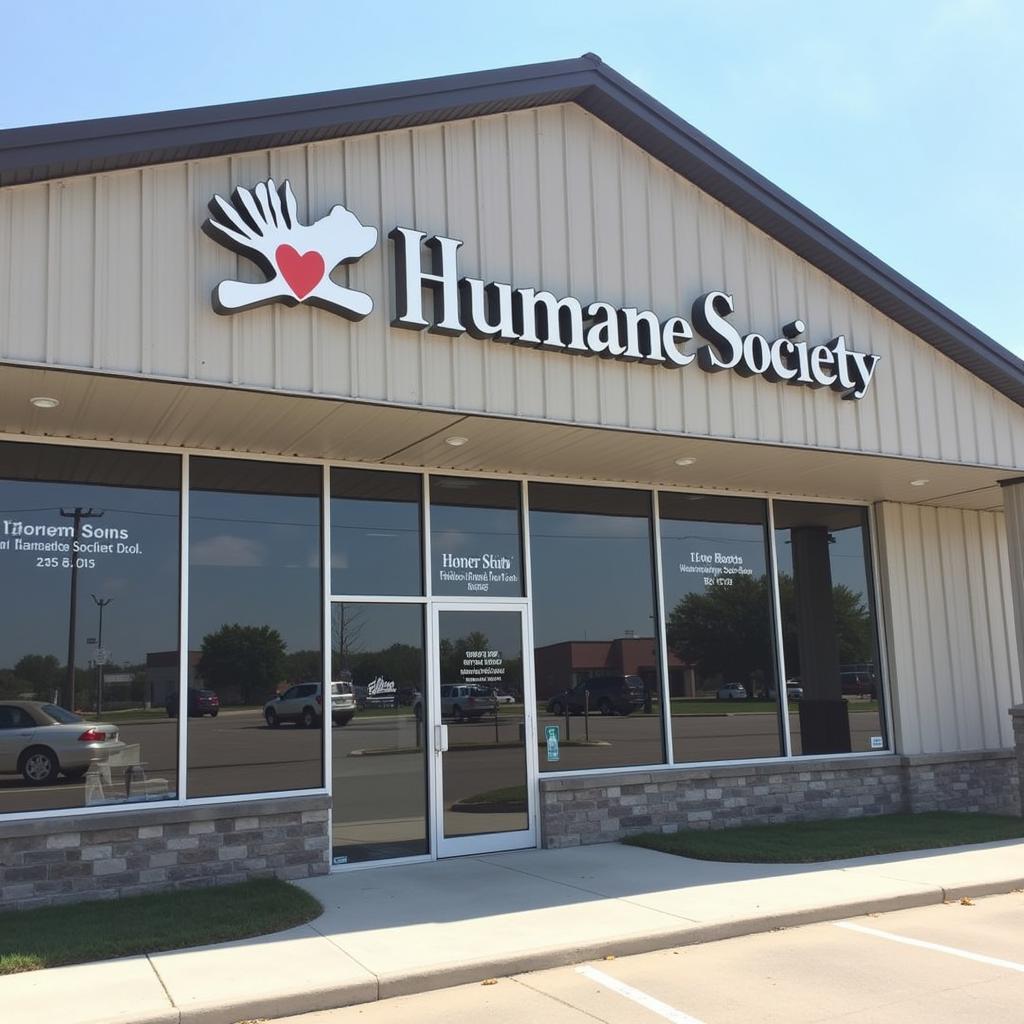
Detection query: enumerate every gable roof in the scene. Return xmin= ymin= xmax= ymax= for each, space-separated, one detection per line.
xmin=1 ymin=53 xmax=1022 ymax=407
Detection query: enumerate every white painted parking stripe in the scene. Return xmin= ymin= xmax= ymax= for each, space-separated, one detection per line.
xmin=836 ymin=920 xmax=1024 ymax=973
xmin=575 ymin=964 xmax=707 ymax=1024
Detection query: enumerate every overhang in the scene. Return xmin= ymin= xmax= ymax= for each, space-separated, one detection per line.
xmin=1 ymin=365 xmax=1005 ymax=512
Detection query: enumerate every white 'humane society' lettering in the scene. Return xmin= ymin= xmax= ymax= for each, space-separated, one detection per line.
xmin=390 ymin=227 xmax=880 ymax=400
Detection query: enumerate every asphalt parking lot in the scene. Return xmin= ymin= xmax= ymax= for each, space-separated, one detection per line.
xmin=276 ymin=892 xmax=1024 ymax=1024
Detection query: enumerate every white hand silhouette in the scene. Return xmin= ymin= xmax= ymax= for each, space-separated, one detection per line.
xmin=203 ymin=178 xmax=377 ymax=320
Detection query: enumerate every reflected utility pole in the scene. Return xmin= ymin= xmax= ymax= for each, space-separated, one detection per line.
xmin=92 ymin=594 xmax=112 ymax=716
xmin=61 ymin=507 xmax=102 ymax=710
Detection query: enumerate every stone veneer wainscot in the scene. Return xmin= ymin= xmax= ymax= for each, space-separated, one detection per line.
xmin=539 ymin=750 xmax=1020 ymax=848
xmin=0 ymin=794 xmax=330 ymax=911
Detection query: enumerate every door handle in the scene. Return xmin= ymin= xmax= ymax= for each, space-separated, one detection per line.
xmin=433 ymin=724 xmax=449 ymax=753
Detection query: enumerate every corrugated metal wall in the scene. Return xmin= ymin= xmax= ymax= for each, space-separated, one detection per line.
xmin=1 ymin=104 xmax=1022 ymax=468
xmin=876 ymin=501 xmax=1021 ymax=753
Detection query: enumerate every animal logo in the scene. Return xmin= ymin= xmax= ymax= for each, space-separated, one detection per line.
xmin=202 ymin=178 xmax=378 ymax=319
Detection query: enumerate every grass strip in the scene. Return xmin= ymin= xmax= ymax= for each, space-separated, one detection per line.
xmin=0 ymin=878 xmax=321 ymax=975
xmin=623 ymin=811 xmax=1024 ymax=863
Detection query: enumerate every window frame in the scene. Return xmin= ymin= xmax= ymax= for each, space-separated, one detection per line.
xmin=0 ymin=433 xmax=893 ymax=823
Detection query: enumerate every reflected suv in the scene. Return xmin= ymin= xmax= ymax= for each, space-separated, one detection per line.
xmin=265 ymin=682 xmax=317 ymax=728
xmin=546 ymin=675 xmax=645 ymax=716
xmin=165 ymin=688 xmax=220 ymax=718
xmin=440 ymin=684 xmax=495 ymax=723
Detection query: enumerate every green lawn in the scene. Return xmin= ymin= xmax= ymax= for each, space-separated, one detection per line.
xmin=623 ymin=811 xmax=1024 ymax=863
xmin=0 ymin=879 xmax=321 ymax=975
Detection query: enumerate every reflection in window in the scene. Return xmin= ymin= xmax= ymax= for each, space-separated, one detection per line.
xmin=430 ymin=477 xmax=523 ymax=597
xmin=331 ymin=603 xmax=427 ymax=863
xmin=660 ymin=493 xmax=782 ymax=762
xmin=437 ymin=609 xmax=528 ymax=838
xmin=187 ymin=458 xmax=322 ymax=798
xmin=331 ymin=469 xmax=422 ymax=597
xmin=529 ymin=483 xmax=665 ymax=772
xmin=774 ymin=502 xmax=886 ymax=755
xmin=0 ymin=442 xmax=180 ymax=814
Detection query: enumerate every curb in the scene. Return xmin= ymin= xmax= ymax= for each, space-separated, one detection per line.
xmin=162 ymin=875 xmax=1024 ymax=1024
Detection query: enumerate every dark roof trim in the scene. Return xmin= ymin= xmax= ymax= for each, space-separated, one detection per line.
xmin=2 ymin=54 xmax=1022 ymax=406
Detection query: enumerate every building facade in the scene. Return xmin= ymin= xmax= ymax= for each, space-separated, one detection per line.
xmin=2 ymin=56 xmax=1024 ymax=908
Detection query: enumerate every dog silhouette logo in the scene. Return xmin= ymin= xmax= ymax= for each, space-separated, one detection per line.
xmin=202 ymin=178 xmax=378 ymax=319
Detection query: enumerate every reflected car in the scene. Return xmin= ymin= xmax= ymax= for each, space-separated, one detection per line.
xmin=440 ymin=684 xmax=495 ymax=723
xmin=767 ymin=681 xmax=804 ymax=701
xmin=0 ymin=701 xmax=125 ymax=785
xmin=165 ymin=688 xmax=220 ymax=718
xmin=840 ymin=671 xmax=877 ymax=698
xmin=330 ymin=680 xmax=356 ymax=726
xmin=264 ymin=682 xmax=331 ymax=728
xmin=492 ymin=689 xmax=516 ymax=705
xmin=716 ymin=683 xmax=747 ymax=701
xmin=547 ymin=675 xmax=645 ymax=716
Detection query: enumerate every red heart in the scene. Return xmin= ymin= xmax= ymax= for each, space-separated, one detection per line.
xmin=275 ymin=244 xmax=325 ymax=299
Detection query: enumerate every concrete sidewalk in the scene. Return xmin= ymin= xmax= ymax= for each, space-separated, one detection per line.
xmin=5 ymin=839 xmax=1024 ymax=1024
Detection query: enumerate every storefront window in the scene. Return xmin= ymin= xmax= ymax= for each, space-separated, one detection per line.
xmin=659 ymin=493 xmax=783 ymax=762
xmin=331 ymin=469 xmax=422 ymax=596
xmin=0 ymin=443 xmax=180 ymax=813
xmin=773 ymin=501 xmax=886 ymax=755
xmin=187 ymin=458 xmax=322 ymax=797
xmin=331 ymin=603 xmax=427 ymax=863
xmin=529 ymin=483 xmax=665 ymax=772
xmin=429 ymin=477 xmax=523 ymax=597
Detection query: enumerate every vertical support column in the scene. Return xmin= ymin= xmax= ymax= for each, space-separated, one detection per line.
xmin=791 ymin=524 xmax=850 ymax=754
xmin=1011 ymin=706 xmax=1024 ymax=818
xmin=1000 ymin=479 xmax=1024 ymax=816
xmin=1000 ymin=480 xmax=1024 ymax=692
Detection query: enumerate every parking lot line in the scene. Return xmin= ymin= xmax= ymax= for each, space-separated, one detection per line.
xmin=575 ymin=964 xmax=707 ymax=1024
xmin=835 ymin=920 xmax=1024 ymax=973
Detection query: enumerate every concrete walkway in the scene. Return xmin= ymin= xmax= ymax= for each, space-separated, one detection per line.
xmin=5 ymin=839 xmax=1024 ymax=1024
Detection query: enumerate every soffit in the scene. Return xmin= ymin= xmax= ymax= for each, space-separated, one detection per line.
xmin=0 ymin=365 xmax=1006 ymax=512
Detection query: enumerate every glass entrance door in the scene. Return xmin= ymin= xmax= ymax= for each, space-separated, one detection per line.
xmin=431 ymin=604 xmax=537 ymax=857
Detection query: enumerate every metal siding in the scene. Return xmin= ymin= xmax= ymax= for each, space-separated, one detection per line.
xmin=2 ymin=106 xmax=1024 ymax=468
xmin=876 ymin=501 xmax=1021 ymax=755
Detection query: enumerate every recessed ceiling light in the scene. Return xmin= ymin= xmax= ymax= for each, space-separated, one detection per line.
xmin=30 ymin=396 xmax=60 ymax=409
xmin=445 ymin=436 xmax=469 ymax=447
xmin=909 ymin=478 xmax=930 ymax=487
xmin=674 ymin=456 xmax=696 ymax=467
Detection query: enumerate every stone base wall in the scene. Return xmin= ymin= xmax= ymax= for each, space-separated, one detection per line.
xmin=0 ymin=794 xmax=330 ymax=911
xmin=540 ymin=751 xmax=1019 ymax=848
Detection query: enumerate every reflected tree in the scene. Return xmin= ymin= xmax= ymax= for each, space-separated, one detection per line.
xmin=198 ymin=623 xmax=286 ymax=704
xmin=667 ymin=574 xmax=873 ymax=692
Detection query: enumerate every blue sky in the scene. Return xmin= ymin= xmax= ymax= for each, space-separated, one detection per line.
xmin=3 ymin=1 xmax=1021 ymax=355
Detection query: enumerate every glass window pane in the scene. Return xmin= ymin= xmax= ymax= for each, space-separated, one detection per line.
xmin=331 ymin=603 xmax=427 ymax=863
xmin=773 ymin=501 xmax=886 ymax=755
xmin=659 ymin=493 xmax=782 ymax=762
xmin=330 ymin=469 xmax=422 ymax=596
xmin=529 ymin=483 xmax=665 ymax=772
xmin=437 ymin=608 xmax=528 ymax=838
xmin=429 ymin=477 xmax=523 ymax=597
xmin=0 ymin=442 xmax=180 ymax=814
xmin=187 ymin=457 xmax=322 ymax=797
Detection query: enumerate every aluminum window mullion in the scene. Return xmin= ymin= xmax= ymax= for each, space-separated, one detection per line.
xmin=651 ymin=490 xmax=675 ymax=766
xmin=177 ymin=453 xmax=189 ymax=801
xmin=321 ymin=465 xmax=331 ymax=798
xmin=766 ymin=497 xmax=793 ymax=758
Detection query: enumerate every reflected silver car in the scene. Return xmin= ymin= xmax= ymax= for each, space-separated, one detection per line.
xmin=0 ymin=701 xmax=125 ymax=785
xmin=716 ymin=683 xmax=747 ymax=701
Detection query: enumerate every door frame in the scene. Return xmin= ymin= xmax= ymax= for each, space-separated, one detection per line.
xmin=428 ymin=599 xmax=539 ymax=858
